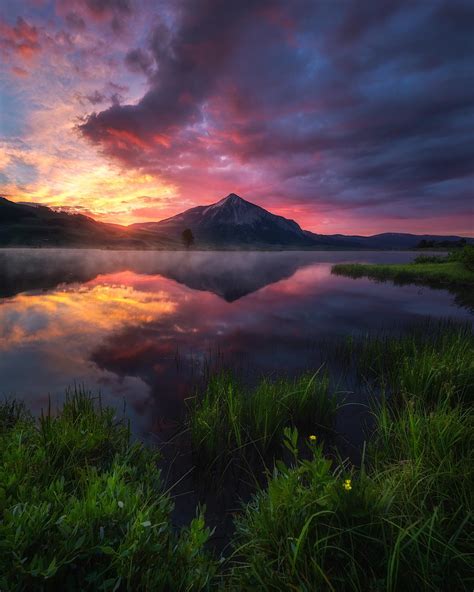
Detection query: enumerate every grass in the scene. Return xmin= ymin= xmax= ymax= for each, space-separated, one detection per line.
xmin=332 ymin=260 xmax=474 ymax=286
xmin=187 ymin=371 xmax=338 ymax=475
xmin=229 ymin=404 xmax=472 ymax=591
xmin=1 ymin=323 xmax=473 ymax=590
xmin=331 ymin=245 xmax=474 ymax=288
xmin=0 ymin=389 xmax=216 ymax=591
xmin=229 ymin=324 xmax=474 ymax=591
xmin=337 ymin=321 xmax=474 ymax=407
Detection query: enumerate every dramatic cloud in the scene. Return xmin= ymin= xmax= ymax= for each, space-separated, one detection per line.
xmin=124 ymin=48 xmax=153 ymax=75
xmin=0 ymin=17 xmax=41 ymax=60
xmin=1 ymin=0 xmax=473 ymax=233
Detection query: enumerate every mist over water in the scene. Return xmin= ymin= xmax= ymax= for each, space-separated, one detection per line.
xmin=0 ymin=249 xmax=472 ymax=441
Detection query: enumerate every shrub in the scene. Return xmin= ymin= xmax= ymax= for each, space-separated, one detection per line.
xmin=461 ymin=244 xmax=474 ymax=271
xmin=0 ymin=390 xmax=217 ymax=591
xmin=413 ymin=254 xmax=447 ymax=264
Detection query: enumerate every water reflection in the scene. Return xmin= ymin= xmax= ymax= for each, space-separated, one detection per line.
xmin=0 ymin=249 xmax=320 ymax=301
xmin=0 ymin=249 xmax=471 ymax=439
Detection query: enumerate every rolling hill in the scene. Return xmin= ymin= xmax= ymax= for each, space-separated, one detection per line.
xmin=0 ymin=197 xmax=176 ymax=249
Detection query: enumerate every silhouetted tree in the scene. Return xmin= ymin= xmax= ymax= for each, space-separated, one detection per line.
xmin=181 ymin=228 xmax=194 ymax=249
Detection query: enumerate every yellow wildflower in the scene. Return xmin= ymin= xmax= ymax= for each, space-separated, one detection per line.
xmin=342 ymin=479 xmax=352 ymax=491
xmin=309 ymin=434 xmax=317 ymax=442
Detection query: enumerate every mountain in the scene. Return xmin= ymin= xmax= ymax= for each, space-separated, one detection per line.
xmin=131 ymin=193 xmax=314 ymax=247
xmin=1 ymin=194 xmax=471 ymax=250
xmin=132 ymin=193 xmax=472 ymax=249
xmin=305 ymin=231 xmax=473 ymax=250
xmin=0 ymin=196 xmax=177 ymax=249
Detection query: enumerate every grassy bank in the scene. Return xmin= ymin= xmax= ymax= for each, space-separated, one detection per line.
xmin=231 ymin=398 xmax=472 ymax=591
xmin=0 ymin=393 xmax=216 ymax=591
xmin=230 ymin=324 xmax=473 ymax=591
xmin=331 ymin=245 xmax=474 ymax=288
xmin=1 ymin=323 xmax=473 ymax=590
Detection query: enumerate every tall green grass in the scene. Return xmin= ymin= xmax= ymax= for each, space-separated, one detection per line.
xmin=228 ymin=324 xmax=474 ymax=591
xmin=332 ymin=260 xmax=474 ymax=286
xmin=340 ymin=322 xmax=474 ymax=407
xmin=332 ymin=246 xmax=474 ymax=288
xmin=188 ymin=371 xmax=337 ymax=474
xmin=0 ymin=389 xmax=216 ymax=591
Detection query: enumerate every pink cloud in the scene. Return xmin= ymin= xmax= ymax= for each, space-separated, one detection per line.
xmin=0 ymin=17 xmax=41 ymax=60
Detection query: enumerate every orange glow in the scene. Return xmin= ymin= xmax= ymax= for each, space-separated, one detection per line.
xmin=153 ymin=134 xmax=171 ymax=148
xmin=1 ymin=134 xmax=178 ymax=225
xmin=0 ymin=281 xmax=177 ymax=350
xmin=106 ymin=128 xmax=150 ymax=150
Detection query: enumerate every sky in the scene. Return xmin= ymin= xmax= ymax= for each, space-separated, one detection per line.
xmin=0 ymin=0 xmax=473 ymax=235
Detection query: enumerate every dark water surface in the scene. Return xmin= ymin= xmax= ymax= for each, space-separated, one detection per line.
xmin=0 ymin=249 xmax=471 ymax=440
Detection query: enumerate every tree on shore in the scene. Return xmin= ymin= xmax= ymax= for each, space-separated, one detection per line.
xmin=181 ymin=228 xmax=194 ymax=249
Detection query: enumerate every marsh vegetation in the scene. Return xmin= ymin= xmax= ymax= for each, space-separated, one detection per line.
xmin=1 ymin=322 xmax=472 ymax=590
xmin=332 ymin=245 xmax=474 ymax=287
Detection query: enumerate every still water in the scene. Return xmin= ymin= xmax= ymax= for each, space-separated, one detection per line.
xmin=0 ymin=249 xmax=471 ymax=439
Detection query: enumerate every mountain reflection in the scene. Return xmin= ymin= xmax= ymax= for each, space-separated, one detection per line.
xmin=0 ymin=249 xmax=319 ymax=301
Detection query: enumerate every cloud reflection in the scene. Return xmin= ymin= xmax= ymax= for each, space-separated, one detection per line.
xmin=0 ymin=249 xmax=472 ymax=439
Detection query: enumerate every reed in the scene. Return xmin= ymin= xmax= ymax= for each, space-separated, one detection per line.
xmin=188 ymin=370 xmax=338 ymax=474
xmin=230 ymin=393 xmax=472 ymax=591
xmin=228 ymin=323 xmax=473 ymax=591
xmin=332 ymin=247 xmax=474 ymax=287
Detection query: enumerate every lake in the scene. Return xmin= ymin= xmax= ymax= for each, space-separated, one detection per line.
xmin=0 ymin=249 xmax=472 ymax=442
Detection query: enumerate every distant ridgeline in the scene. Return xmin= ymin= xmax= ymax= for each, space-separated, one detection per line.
xmin=416 ymin=238 xmax=468 ymax=249
xmin=1 ymin=194 xmax=472 ymax=250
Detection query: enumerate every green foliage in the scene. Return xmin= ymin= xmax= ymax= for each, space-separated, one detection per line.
xmin=332 ymin=260 xmax=474 ymax=287
xmin=1 ymin=325 xmax=473 ymax=590
xmin=188 ymin=371 xmax=337 ymax=474
xmin=0 ymin=390 xmax=216 ymax=591
xmin=460 ymin=244 xmax=474 ymax=271
xmin=342 ymin=322 xmax=474 ymax=407
xmin=230 ymin=432 xmax=390 ymax=591
xmin=368 ymin=398 xmax=473 ymax=590
xmin=0 ymin=399 xmax=31 ymax=431
xmin=332 ymin=247 xmax=474 ymax=287
xmin=413 ymin=254 xmax=447 ymax=264
xmin=416 ymin=238 xmax=467 ymax=250
xmin=229 ymin=333 xmax=474 ymax=591
xmin=415 ymin=245 xmax=474 ymax=271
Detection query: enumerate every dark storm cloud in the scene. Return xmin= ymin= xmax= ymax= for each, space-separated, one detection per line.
xmin=81 ymin=0 xmax=274 ymax=143
xmin=124 ymin=48 xmax=153 ymax=75
xmin=80 ymin=0 xmax=474 ymax=225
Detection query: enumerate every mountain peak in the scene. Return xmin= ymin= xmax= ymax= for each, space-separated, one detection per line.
xmin=216 ymin=193 xmax=246 ymax=206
